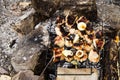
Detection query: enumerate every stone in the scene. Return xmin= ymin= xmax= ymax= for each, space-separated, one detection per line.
xmin=12 ymin=70 xmax=39 ymax=80
xmin=0 ymin=75 xmax=11 ymax=80
xmin=0 ymin=67 xmax=8 ymax=74
xmin=12 ymin=8 xmax=50 ymax=36
xmin=11 ymin=43 xmax=40 ymax=72
xmin=26 ymin=23 xmax=49 ymax=46
xmin=11 ymin=24 xmax=49 ymax=72
xmin=19 ymin=1 xmax=31 ymax=9
xmin=97 ymin=1 xmax=120 ymax=30
xmin=12 ymin=9 xmax=35 ymax=36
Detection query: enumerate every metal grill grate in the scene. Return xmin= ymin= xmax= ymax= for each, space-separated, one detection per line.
xmin=47 ymin=20 xmax=105 ymax=77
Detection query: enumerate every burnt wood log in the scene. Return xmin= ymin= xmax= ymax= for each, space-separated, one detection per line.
xmin=59 ymin=0 xmax=97 ymax=21
xmin=102 ymin=30 xmax=119 ymax=80
xmin=31 ymin=0 xmax=97 ymax=21
xmin=31 ymin=0 xmax=60 ymax=17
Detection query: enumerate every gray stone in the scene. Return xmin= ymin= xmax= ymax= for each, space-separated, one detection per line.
xmin=11 ymin=44 xmax=40 ymax=72
xmin=11 ymin=24 xmax=49 ymax=72
xmin=0 ymin=75 xmax=11 ymax=80
xmin=12 ymin=70 xmax=39 ymax=80
xmin=12 ymin=9 xmax=35 ymax=36
xmin=0 ymin=67 xmax=8 ymax=74
xmin=97 ymin=0 xmax=120 ymax=30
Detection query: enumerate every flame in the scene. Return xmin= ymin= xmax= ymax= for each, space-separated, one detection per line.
xmin=114 ymin=35 xmax=119 ymax=44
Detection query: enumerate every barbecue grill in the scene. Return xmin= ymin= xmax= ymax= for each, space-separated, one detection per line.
xmin=40 ymin=15 xmax=108 ymax=80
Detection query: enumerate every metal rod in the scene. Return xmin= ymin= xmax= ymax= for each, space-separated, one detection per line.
xmin=39 ymin=56 xmax=53 ymax=80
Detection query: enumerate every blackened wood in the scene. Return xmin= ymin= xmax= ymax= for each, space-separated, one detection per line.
xmin=31 ymin=0 xmax=97 ymax=21
xmin=31 ymin=0 xmax=60 ymax=17
xmin=103 ymin=39 xmax=119 ymax=80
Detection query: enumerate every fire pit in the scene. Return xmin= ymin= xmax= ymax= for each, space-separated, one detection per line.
xmin=42 ymin=14 xmax=106 ymax=80
xmin=8 ymin=0 xmax=119 ymax=80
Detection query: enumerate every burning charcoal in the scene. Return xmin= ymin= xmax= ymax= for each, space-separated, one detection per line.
xmin=74 ymin=50 xmax=87 ymax=62
xmin=77 ymin=22 xmax=87 ymax=31
xmin=114 ymin=35 xmax=119 ymax=44
xmin=64 ymin=38 xmax=73 ymax=47
xmin=54 ymin=36 xmax=64 ymax=48
xmin=88 ymin=49 xmax=100 ymax=63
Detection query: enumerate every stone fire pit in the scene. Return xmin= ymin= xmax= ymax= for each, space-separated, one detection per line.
xmin=0 ymin=0 xmax=120 ymax=80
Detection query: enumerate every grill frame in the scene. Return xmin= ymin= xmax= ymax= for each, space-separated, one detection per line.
xmin=45 ymin=18 xmax=106 ymax=80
